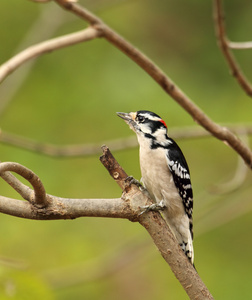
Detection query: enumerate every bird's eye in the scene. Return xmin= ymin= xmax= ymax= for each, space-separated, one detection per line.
xmin=137 ymin=115 xmax=145 ymax=123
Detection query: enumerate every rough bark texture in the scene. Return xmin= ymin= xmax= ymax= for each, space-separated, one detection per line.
xmin=0 ymin=148 xmax=214 ymax=299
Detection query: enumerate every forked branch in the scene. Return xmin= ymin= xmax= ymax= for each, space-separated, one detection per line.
xmin=0 ymin=147 xmax=213 ymax=299
xmin=52 ymin=0 xmax=252 ymax=167
xmin=213 ymin=0 xmax=252 ymax=97
xmin=0 ymin=1 xmax=251 ymax=166
xmin=0 ymin=162 xmax=47 ymax=207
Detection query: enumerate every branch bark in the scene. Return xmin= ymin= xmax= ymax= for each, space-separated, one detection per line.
xmin=0 ymin=148 xmax=213 ymax=299
xmin=100 ymin=146 xmax=214 ymax=300
xmin=213 ymin=0 xmax=252 ymax=97
xmin=0 ymin=26 xmax=101 ymax=83
xmin=0 ymin=3 xmax=249 ymax=298
xmin=52 ymin=0 xmax=252 ymax=167
xmin=0 ymin=1 xmax=251 ymax=166
xmin=229 ymin=41 xmax=252 ymax=50
xmin=0 ymin=4 xmax=68 ymax=116
xmin=0 ymin=160 xmax=129 ymax=220
xmin=1 ymin=123 xmax=252 ymax=157
xmin=0 ymin=162 xmax=48 ymax=207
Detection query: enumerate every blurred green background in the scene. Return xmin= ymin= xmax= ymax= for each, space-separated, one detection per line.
xmin=0 ymin=0 xmax=252 ymax=299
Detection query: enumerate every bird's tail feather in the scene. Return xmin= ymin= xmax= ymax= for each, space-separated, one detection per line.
xmin=163 ymin=215 xmax=194 ymax=264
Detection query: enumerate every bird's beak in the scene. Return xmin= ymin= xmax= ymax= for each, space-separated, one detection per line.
xmin=116 ymin=112 xmax=132 ymax=121
xmin=116 ymin=112 xmax=137 ymax=131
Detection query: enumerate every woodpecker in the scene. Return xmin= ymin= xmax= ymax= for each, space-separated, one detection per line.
xmin=117 ymin=110 xmax=194 ymax=264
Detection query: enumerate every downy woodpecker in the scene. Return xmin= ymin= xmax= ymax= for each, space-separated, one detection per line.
xmin=117 ymin=110 xmax=194 ymax=264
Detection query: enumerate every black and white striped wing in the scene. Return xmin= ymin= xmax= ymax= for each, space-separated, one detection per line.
xmin=166 ymin=139 xmax=193 ymax=234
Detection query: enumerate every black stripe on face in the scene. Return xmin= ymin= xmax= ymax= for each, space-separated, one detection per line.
xmin=149 ymin=120 xmax=166 ymax=134
xmin=136 ymin=111 xmax=167 ymax=134
xmin=144 ymin=133 xmax=156 ymax=140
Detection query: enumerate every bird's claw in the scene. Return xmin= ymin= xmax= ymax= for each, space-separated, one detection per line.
xmin=126 ymin=176 xmax=141 ymax=187
xmin=125 ymin=176 xmax=146 ymax=192
xmin=139 ymin=200 xmax=166 ymax=216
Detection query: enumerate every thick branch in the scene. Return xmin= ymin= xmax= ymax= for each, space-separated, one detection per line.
xmin=139 ymin=215 xmax=213 ymax=299
xmin=0 ymin=195 xmax=128 ymax=220
xmin=53 ymin=0 xmax=252 ymax=167
xmin=0 ymin=162 xmax=132 ymax=220
xmin=0 ymin=1 xmax=251 ymax=165
xmin=99 ymin=146 xmax=213 ymax=300
xmin=213 ymin=0 xmax=252 ymax=97
xmin=0 ymin=149 xmax=213 ymax=299
xmin=0 ymin=161 xmax=132 ymax=220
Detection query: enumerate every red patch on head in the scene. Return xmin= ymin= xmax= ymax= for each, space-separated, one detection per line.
xmin=160 ymin=119 xmax=167 ymax=128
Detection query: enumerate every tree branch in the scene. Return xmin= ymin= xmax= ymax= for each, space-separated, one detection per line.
xmin=1 ymin=124 xmax=252 ymax=157
xmin=211 ymin=134 xmax=249 ymax=194
xmin=229 ymin=41 xmax=252 ymax=50
xmin=0 ymin=162 xmax=48 ymax=207
xmin=52 ymin=0 xmax=252 ymax=168
xmin=0 ymin=194 xmax=129 ymax=220
xmin=0 ymin=4 xmax=68 ymax=116
xmin=0 ymin=129 xmax=137 ymax=156
xmin=0 ymin=26 xmax=102 ymax=84
xmin=0 ymin=160 xmax=130 ymax=220
xmin=100 ymin=146 xmax=214 ymax=300
xmin=0 ymin=147 xmax=213 ymax=299
xmin=42 ymin=238 xmax=152 ymax=289
xmin=213 ymin=0 xmax=252 ymax=97
xmin=0 ymin=1 xmax=251 ymax=166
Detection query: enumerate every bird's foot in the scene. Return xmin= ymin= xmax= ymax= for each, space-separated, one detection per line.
xmin=125 ymin=176 xmax=147 ymax=192
xmin=139 ymin=200 xmax=166 ymax=215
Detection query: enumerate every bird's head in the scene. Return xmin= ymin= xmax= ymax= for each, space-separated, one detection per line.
xmin=117 ymin=110 xmax=168 ymax=141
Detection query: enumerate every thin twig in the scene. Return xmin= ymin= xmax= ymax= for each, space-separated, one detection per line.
xmin=210 ymin=133 xmax=249 ymax=194
xmin=0 ymin=148 xmax=213 ymax=299
xmin=0 ymin=162 xmax=48 ymax=207
xmin=0 ymin=4 xmax=67 ymax=116
xmin=213 ymin=0 xmax=252 ymax=97
xmin=229 ymin=41 xmax=252 ymax=50
xmin=0 ymin=130 xmax=137 ymax=157
xmin=0 ymin=27 xmax=102 ymax=84
xmin=43 ymin=179 xmax=252 ymax=290
xmin=196 ymin=185 xmax=252 ymax=237
xmin=0 ymin=170 xmax=32 ymax=201
xmin=0 ymin=256 xmax=28 ymax=270
xmin=52 ymin=0 xmax=252 ymax=167
xmin=1 ymin=124 xmax=252 ymax=157
xmin=42 ymin=237 xmax=151 ymax=289
xmin=0 ymin=153 xmax=134 ymax=220
xmin=211 ymin=155 xmax=248 ymax=194
xmin=0 ymin=1 xmax=251 ymax=165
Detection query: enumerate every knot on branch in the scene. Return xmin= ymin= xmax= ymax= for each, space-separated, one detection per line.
xmin=99 ymin=145 xmax=129 ymax=190
xmin=0 ymin=162 xmax=48 ymax=208
xmin=99 ymin=145 xmax=156 ymax=220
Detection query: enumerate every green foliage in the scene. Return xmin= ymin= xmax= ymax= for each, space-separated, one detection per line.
xmin=0 ymin=0 xmax=252 ymax=299
xmin=0 ymin=268 xmax=53 ymax=300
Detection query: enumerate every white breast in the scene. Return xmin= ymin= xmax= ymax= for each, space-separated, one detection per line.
xmin=139 ymin=144 xmax=184 ymax=219
xmin=136 ymin=131 xmax=193 ymax=263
